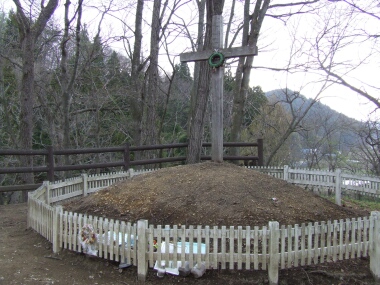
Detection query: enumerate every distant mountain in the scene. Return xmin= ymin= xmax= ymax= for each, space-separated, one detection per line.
xmin=265 ymin=89 xmax=360 ymax=123
xmin=265 ymin=89 xmax=362 ymax=153
xmin=265 ymin=89 xmax=355 ymax=122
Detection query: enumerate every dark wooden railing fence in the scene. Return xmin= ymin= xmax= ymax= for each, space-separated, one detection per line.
xmin=0 ymin=139 xmax=263 ymax=192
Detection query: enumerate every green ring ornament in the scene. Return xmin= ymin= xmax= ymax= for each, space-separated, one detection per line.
xmin=208 ymin=52 xmax=225 ymax=68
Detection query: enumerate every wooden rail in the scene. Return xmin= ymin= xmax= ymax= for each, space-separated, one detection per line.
xmin=0 ymin=140 xmax=263 ymax=192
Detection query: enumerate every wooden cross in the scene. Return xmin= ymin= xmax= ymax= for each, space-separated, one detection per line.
xmin=180 ymin=15 xmax=258 ymax=162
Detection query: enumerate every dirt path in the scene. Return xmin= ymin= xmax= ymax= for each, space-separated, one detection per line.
xmin=0 ymin=203 xmax=137 ymax=285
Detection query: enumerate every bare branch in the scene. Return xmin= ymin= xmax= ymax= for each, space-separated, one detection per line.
xmin=269 ymin=0 xmax=320 ymax=9
xmin=342 ymin=0 xmax=380 ymax=21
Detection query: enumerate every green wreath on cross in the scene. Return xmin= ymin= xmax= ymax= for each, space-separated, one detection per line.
xmin=208 ymin=51 xmax=225 ymax=68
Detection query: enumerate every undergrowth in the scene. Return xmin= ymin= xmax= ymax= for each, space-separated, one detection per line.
xmin=322 ymin=194 xmax=380 ymax=212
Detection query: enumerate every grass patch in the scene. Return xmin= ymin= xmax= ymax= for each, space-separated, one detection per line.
xmin=321 ymin=194 xmax=380 ymax=212
xmin=342 ymin=197 xmax=380 ymax=212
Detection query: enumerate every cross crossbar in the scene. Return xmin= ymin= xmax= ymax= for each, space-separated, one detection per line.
xmin=179 ymin=15 xmax=259 ymax=162
xmin=180 ymin=46 xmax=258 ymax=62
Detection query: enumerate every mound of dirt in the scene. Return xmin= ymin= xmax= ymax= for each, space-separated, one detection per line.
xmin=63 ymin=162 xmax=369 ymax=227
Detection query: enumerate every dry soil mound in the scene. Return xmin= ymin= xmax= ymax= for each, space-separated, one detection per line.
xmin=63 ymin=162 xmax=368 ymax=227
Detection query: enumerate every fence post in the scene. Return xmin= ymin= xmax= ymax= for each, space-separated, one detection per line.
xmin=257 ymin=138 xmax=264 ymax=166
xmin=283 ymin=165 xmax=289 ymax=182
xmin=27 ymin=192 xmax=31 ymax=229
xmin=44 ymin=181 xmax=50 ymax=205
xmin=137 ymin=219 xmax=148 ymax=281
xmin=370 ymin=211 xmax=380 ymax=281
xmin=123 ymin=143 xmax=130 ymax=171
xmin=335 ymin=169 xmax=342 ymax=206
xmin=82 ymin=173 xmax=88 ymax=197
xmin=53 ymin=206 xmax=63 ymax=253
xmin=47 ymin=146 xmax=55 ymax=182
xmin=268 ymin=221 xmax=279 ymax=285
xmin=127 ymin=168 xmax=135 ymax=178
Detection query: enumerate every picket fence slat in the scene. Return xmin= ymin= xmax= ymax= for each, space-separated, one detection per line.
xmin=345 ymin=218 xmax=350 ymax=259
xmin=198 ymin=225 xmax=203 ymax=267
xmin=221 ymin=226 xmax=226 ymax=269
xmin=189 ymin=225 xmax=194 ymax=268
xmin=205 ymin=225 xmax=210 ymax=268
xmin=332 ymin=220 xmax=338 ymax=262
xmin=286 ymin=225 xmax=292 ymax=267
xmin=230 ymin=226 xmax=235 ymax=270
xmin=213 ymin=226 xmax=218 ymax=269
xmin=363 ymin=217 xmax=369 ymax=257
xmin=301 ymin=223 xmax=306 ymax=266
xmin=357 ymin=218 xmax=362 ymax=258
xmin=280 ymin=225 xmax=285 ymax=269
xmin=262 ymin=226 xmax=267 ymax=270
xmin=245 ymin=226 xmax=251 ymax=270
xmin=253 ymin=226 xmax=259 ymax=269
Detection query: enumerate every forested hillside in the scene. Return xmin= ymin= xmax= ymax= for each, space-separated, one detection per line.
xmin=252 ymin=89 xmax=364 ymax=171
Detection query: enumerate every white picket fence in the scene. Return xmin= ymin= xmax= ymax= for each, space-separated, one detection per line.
xmin=251 ymin=166 xmax=380 ymax=205
xmin=27 ymin=166 xmax=380 ymax=284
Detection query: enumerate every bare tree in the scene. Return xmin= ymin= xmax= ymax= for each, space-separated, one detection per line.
xmin=229 ymin=0 xmax=269 ymax=156
xmin=298 ymin=106 xmax=351 ymax=170
xmin=302 ymin=1 xmax=380 ymax=110
xmin=242 ymin=95 xmax=295 ymax=166
xmin=264 ymin=88 xmax=325 ymax=166
xmin=355 ymin=119 xmax=380 ymax=175
xmin=228 ymin=0 xmax=324 ymax=158
xmin=129 ymin=0 xmax=144 ymax=155
xmin=143 ymin=0 xmax=162 ymax=150
xmin=12 ymin=0 xmax=58 ymax=200
xmin=60 ymin=0 xmax=83 ymax=150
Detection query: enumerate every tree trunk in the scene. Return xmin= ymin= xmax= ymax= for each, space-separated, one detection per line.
xmin=58 ymin=0 xmax=82 ymax=178
xmin=229 ymin=0 xmax=269 ymax=157
xmin=143 ymin=0 xmax=161 ymax=154
xmin=13 ymin=0 xmax=58 ymax=200
xmin=229 ymin=0 xmax=250 ymax=157
xmin=61 ymin=0 xmax=82 ymax=151
xmin=130 ymin=0 xmax=144 ymax=162
xmin=19 ymin=32 xmax=35 ymax=198
xmin=187 ymin=0 xmax=206 ymax=137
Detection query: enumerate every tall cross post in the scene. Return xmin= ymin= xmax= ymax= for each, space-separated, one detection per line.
xmin=180 ymin=15 xmax=258 ymax=162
